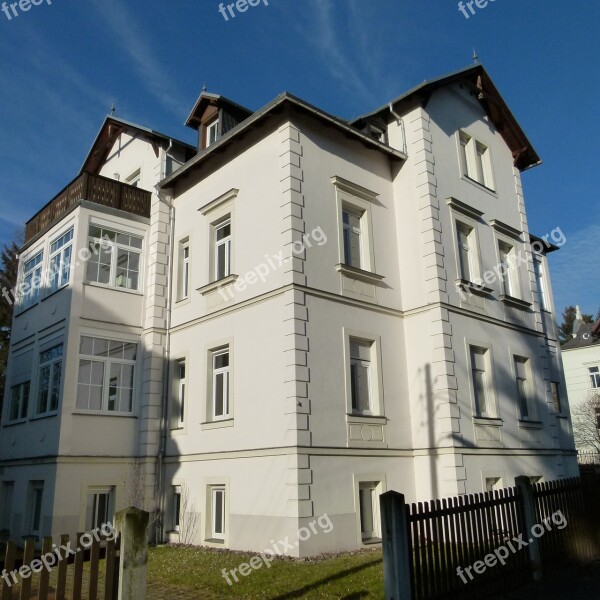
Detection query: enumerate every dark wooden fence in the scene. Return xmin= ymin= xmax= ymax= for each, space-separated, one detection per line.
xmin=0 ymin=507 xmax=149 ymax=600
xmin=381 ymin=477 xmax=600 ymax=600
xmin=25 ymin=173 xmax=151 ymax=243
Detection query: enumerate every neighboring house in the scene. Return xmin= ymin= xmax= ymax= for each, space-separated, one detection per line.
xmin=0 ymin=64 xmax=578 ymax=556
xmin=561 ymin=309 xmax=600 ymax=452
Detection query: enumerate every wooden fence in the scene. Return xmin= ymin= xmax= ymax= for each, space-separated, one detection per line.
xmin=381 ymin=477 xmax=600 ymax=600
xmin=0 ymin=507 xmax=148 ymax=600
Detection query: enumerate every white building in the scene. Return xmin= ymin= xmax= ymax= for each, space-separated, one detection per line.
xmin=0 ymin=65 xmax=578 ymax=555
xmin=561 ymin=309 xmax=600 ymax=453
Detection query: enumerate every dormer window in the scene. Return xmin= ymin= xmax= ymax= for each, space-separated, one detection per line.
xmin=207 ymin=120 xmax=219 ymax=147
xmin=369 ymin=125 xmax=387 ymax=144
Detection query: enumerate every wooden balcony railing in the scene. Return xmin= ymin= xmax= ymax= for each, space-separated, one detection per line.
xmin=25 ymin=172 xmax=152 ymax=242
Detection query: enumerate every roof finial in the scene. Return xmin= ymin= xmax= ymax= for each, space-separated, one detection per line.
xmin=202 ymin=82 xmax=207 ymax=93
xmin=472 ymin=48 xmax=479 ymax=64
xmin=110 ymin=101 xmax=116 ymax=116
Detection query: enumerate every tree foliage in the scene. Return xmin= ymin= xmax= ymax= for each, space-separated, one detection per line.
xmin=558 ymin=305 xmax=594 ymax=345
xmin=0 ymin=240 xmax=20 ymax=413
xmin=572 ymin=392 xmax=600 ymax=454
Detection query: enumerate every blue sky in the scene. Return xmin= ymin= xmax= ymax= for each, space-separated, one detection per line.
xmin=0 ymin=0 xmax=598 ymax=316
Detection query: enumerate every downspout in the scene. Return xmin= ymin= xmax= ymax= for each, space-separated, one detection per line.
xmin=389 ymin=103 xmax=407 ymax=155
xmin=155 ymin=180 xmax=175 ymax=544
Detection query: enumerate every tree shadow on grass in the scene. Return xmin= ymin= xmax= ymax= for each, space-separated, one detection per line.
xmin=268 ymin=558 xmax=382 ymax=600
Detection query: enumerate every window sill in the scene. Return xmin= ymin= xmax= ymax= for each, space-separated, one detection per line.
xmin=83 ymin=281 xmax=143 ymax=296
xmin=3 ymin=419 xmax=28 ymax=428
xmin=175 ymin=296 xmax=192 ymax=306
xmin=42 ymin=283 xmax=70 ymax=302
xmin=197 ymin=275 xmax=239 ymax=296
xmin=456 ymin=279 xmax=493 ymax=297
xmin=14 ymin=302 xmax=39 ymax=317
xmin=461 ymin=175 xmax=497 ymax=197
xmin=500 ymin=295 xmax=532 ymax=310
xmin=204 ymin=538 xmax=225 ymax=545
xmin=362 ymin=537 xmax=382 ymax=546
xmin=30 ymin=412 xmax=59 ymax=422
xmin=518 ymin=420 xmax=543 ymax=429
xmin=335 ymin=264 xmax=385 ymax=285
xmin=346 ymin=413 xmax=387 ymax=424
xmin=201 ymin=419 xmax=234 ymax=430
xmin=72 ymin=410 xmax=137 ymax=418
xmin=473 ymin=417 xmax=503 ymax=427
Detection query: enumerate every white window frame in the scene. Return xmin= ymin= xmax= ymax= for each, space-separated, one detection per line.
xmin=344 ymin=331 xmax=384 ymax=417
xmin=514 ymin=356 xmax=532 ymax=420
xmin=470 ymin=346 xmax=490 ymax=417
xmin=353 ymin=476 xmax=385 ymax=545
xmin=28 ymin=481 xmax=44 ymax=535
xmin=85 ymin=487 xmax=114 ymax=530
xmin=17 ymin=250 xmax=43 ymax=311
xmin=342 ymin=207 xmax=364 ymax=269
xmin=550 ymin=381 xmax=562 ymax=414
xmin=210 ymin=348 xmax=230 ymax=421
xmin=497 ymin=240 xmax=522 ymax=299
xmin=349 ymin=339 xmax=373 ymax=415
xmin=485 ymin=477 xmax=502 ymax=493
xmin=210 ymin=486 xmax=226 ymax=540
xmin=8 ymin=381 xmax=30 ymax=423
xmin=206 ymin=120 xmax=219 ymax=147
xmin=176 ymin=359 xmax=186 ymax=428
xmin=173 ymin=486 xmax=181 ymax=532
xmin=458 ymin=131 xmax=495 ymax=190
xmin=126 ymin=169 xmax=141 ymax=188
xmin=76 ymin=336 xmax=137 ymax=414
xmin=47 ymin=228 xmax=74 ymax=295
xmin=180 ymin=241 xmax=191 ymax=300
xmin=86 ymin=225 xmax=143 ymax=292
xmin=35 ymin=345 xmax=63 ymax=416
xmin=533 ymin=255 xmax=548 ymax=311
xmin=213 ymin=219 xmax=231 ymax=281
xmin=589 ymin=366 xmax=600 ymax=389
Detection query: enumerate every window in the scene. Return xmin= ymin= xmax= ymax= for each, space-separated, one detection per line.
xmin=211 ymin=349 xmax=230 ymax=420
xmin=485 ymin=477 xmax=502 ymax=493
xmin=350 ymin=339 xmax=372 ymax=414
xmin=36 ymin=345 xmax=63 ymax=416
xmin=173 ymin=486 xmax=181 ymax=532
xmin=85 ymin=488 xmax=113 ymax=530
xmin=470 ymin=346 xmax=490 ymax=417
xmin=459 ymin=131 xmax=494 ymax=190
xmin=533 ymin=257 xmax=548 ymax=311
xmin=86 ymin=225 xmax=143 ymax=291
xmin=76 ymin=336 xmax=137 ymax=413
xmin=1 ymin=482 xmax=14 ymax=531
xmin=456 ymin=222 xmax=474 ymax=281
xmin=358 ymin=482 xmax=380 ymax=542
xmin=589 ymin=366 xmax=600 ymax=389
xmin=342 ymin=209 xmax=363 ymax=269
xmin=19 ymin=251 xmax=43 ymax=310
xmin=175 ymin=360 xmax=186 ymax=427
xmin=48 ymin=229 xmax=73 ymax=294
xmin=550 ymin=381 xmax=562 ymax=414
xmin=126 ymin=169 xmax=141 ymax=188
xmin=28 ymin=481 xmax=44 ymax=534
xmin=498 ymin=241 xmax=518 ymax=297
xmin=210 ymin=486 xmax=226 ymax=540
xmin=369 ymin=125 xmax=386 ymax=143
xmin=179 ymin=241 xmax=190 ymax=299
xmin=207 ymin=120 xmax=219 ymax=147
xmin=9 ymin=381 xmax=30 ymax=422
xmin=514 ymin=357 xmax=530 ymax=419
xmin=214 ymin=220 xmax=231 ymax=281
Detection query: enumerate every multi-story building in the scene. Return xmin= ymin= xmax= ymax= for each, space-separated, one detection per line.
xmin=562 ymin=308 xmax=600 ymax=452
xmin=0 ymin=64 xmax=578 ymax=556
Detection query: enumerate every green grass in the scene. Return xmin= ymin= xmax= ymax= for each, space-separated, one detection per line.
xmin=148 ymin=545 xmax=384 ymax=599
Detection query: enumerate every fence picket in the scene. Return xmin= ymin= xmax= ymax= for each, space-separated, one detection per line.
xmin=73 ymin=532 xmax=85 ymax=600
xmin=55 ymin=534 xmax=69 ymax=600
xmin=37 ymin=537 xmax=53 ymax=600
xmin=89 ymin=537 xmax=100 ymax=600
xmin=19 ymin=538 xmax=35 ymax=600
xmin=2 ymin=542 xmax=16 ymax=600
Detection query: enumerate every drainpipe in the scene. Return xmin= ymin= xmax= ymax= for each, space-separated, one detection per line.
xmin=154 ymin=183 xmax=175 ymax=543
xmin=389 ymin=103 xmax=407 ymax=155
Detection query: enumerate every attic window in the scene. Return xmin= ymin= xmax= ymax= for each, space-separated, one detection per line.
xmin=207 ymin=120 xmax=219 ymax=147
xmin=369 ymin=125 xmax=387 ymax=144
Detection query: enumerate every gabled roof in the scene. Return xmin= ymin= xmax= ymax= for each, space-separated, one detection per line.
xmin=351 ymin=64 xmax=541 ymax=171
xmin=159 ymin=92 xmax=407 ymax=190
xmin=80 ymin=116 xmax=195 ymax=175
xmin=185 ymin=91 xmax=253 ymax=129
xmin=562 ymin=321 xmax=600 ymax=350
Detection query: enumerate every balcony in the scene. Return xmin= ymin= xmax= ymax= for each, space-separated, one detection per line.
xmin=25 ymin=172 xmax=152 ymax=243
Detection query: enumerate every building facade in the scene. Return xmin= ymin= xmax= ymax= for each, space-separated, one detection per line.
xmin=0 ymin=65 xmax=578 ymax=555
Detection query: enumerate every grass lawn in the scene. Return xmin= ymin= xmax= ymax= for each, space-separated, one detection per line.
xmin=148 ymin=545 xmax=384 ymax=599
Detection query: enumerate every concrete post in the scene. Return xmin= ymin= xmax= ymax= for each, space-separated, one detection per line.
xmin=515 ymin=476 xmax=543 ymax=581
xmin=380 ymin=491 xmax=412 ymax=600
xmin=116 ymin=506 xmax=150 ymax=600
